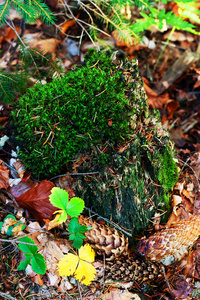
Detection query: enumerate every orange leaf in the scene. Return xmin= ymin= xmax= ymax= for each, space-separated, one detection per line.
xmin=60 ymin=14 xmax=80 ymax=36
xmin=30 ymin=38 xmax=61 ymax=60
xmin=16 ymin=180 xmax=56 ymax=221
xmin=0 ymin=160 xmax=9 ymax=190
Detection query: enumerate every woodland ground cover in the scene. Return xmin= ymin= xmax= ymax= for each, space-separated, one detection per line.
xmin=0 ymin=1 xmax=200 ymax=299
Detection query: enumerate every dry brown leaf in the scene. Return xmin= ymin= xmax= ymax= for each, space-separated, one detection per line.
xmin=11 ymin=160 xmax=31 ymax=180
xmin=0 ymin=160 xmax=9 ymax=190
xmin=3 ymin=26 xmax=21 ymax=42
xmin=8 ymin=179 xmax=38 ymax=198
xmin=143 ymin=78 xmax=179 ymax=118
xmin=100 ymin=288 xmax=141 ymax=300
xmin=16 ymin=180 xmax=56 ymax=221
xmin=30 ymin=38 xmax=61 ymax=60
xmin=26 ymin=223 xmax=72 ymax=290
xmin=182 ymin=189 xmax=195 ymax=203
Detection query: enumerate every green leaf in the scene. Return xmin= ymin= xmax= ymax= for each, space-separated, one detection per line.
xmin=68 ymin=217 xmax=87 ymax=234
xmin=49 ymin=187 xmax=69 ymax=210
xmin=6 ymin=226 xmax=14 ymax=236
xmin=0 ymin=222 xmax=3 ymax=231
xmin=18 ymin=236 xmax=38 ymax=254
xmin=17 ymin=254 xmax=32 ymax=270
xmin=67 ymin=197 xmax=85 ymax=217
xmin=31 ymin=253 xmax=46 ymax=275
xmin=57 ymin=210 xmax=68 ymax=223
xmin=69 ymin=232 xmax=86 ymax=249
xmin=4 ymin=214 xmax=16 ymax=220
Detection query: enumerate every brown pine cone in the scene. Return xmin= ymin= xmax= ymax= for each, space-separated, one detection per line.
xmin=78 ymin=215 xmax=128 ymax=260
xmin=105 ymin=255 xmax=163 ymax=283
xmin=138 ymin=214 xmax=200 ymax=265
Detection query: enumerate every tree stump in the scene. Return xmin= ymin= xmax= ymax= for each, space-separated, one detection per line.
xmin=12 ymin=50 xmax=179 ymax=234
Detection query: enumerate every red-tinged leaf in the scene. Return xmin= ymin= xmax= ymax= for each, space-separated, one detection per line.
xmin=60 ymin=14 xmax=80 ymax=36
xmin=8 ymin=179 xmax=38 ymax=198
xmin=0 ymin=160 xmax=9 ymax=190
xmin=143 ymin=78 xmax=179 ymax=117
xmin=166 ymin=100 xmax=179 ymax=119
xmin=16 ymin=180 xmax=57 ymax=221
xmin=171 ymin=278 xmax=193 ymax=299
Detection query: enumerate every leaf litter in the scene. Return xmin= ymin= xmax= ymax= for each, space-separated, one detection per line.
xmin=0 ymin=1 xmax=200 ymax=299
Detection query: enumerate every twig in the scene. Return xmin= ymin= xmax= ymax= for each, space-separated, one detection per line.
xmin=0 ymin=238 xmax=40 ymax=247
xmin=161 ymin=265 xmax=176 ymax=300
xmin=77 ymin=281 xmax=83 ymax=300
xmin=0 ymin=292 xmax=17 ymax=300
xmin=64 ymin=0 xmax=97 ymax=48
xmin=85 ymin=207 xmax=132 ymax=237
xmin=6 ymin=17 xmax=26 ymax=70
xmin=49 ymin=172 xmax=99 ymax=181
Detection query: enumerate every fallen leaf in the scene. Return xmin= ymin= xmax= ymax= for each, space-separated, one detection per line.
xmin=10 ymin=159 xmax=31 ymax=180
xmin=143 ymin=78 xmax=179 ymax=117
xmin=3 ymin=26 xmax=21 ymax=42
xmin=100 ymin=288 xmax=142 ymax=300
xmin=58 ymin=244 xmax=96 ymax=285
xmin=16 ymin=180 xmax=56 ymax=221
xmin=0 ymin=160 xmax=9 ymax=190
xmin=60 ymin=14 xmax=80 ymax=36
xmin=8 ymin=179 xmax=38 ymax=198
xmin=171 ymin=278 xmax=193 ymax=299
xmin=30 ymin=38 xmax=61 ymax=60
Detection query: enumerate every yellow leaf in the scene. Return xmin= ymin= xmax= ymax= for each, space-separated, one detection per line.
xmin=57 ymin=253 xmax=79 ymax=276
xmin=74 ymin=259 xmax=96 ymax=285
xmin=57 ymin=244 xmax=96 ymax=285
xmin=78 ymin=244 xmax=95 ymax=263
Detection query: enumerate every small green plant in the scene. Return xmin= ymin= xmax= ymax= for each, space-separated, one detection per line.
xmin=49 ymin=187 xmax=91 ymax=249
xmin=17 ymin=236 xmax=46 ymax=275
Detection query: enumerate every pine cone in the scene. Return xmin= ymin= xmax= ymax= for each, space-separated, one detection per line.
xmin=138 ymin=214 xmax=200 ymax=265
xmin=105 ymin=255 xmax=163 ymax=283
xmin=78 ymin=215 xmax=128 ymax=260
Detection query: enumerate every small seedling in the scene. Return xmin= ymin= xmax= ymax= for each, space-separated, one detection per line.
xmin=49 ymin=187 xmax=91 ymax=249
xmin=17 ymin=236 xmax=46 ymax=275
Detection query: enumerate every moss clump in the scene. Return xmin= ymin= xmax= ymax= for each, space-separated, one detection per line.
xmin=12 ymin=49 xmax=179 ymax=233
xmin=12 ymin=50 xmax=147 ymax=179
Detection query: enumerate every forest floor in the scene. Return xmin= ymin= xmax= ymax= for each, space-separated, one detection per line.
xmin=0 ymin=2 xmax=200 ymax=300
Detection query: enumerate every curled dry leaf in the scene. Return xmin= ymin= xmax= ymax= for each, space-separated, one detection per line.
xmin=143 ymin=78 xmax=179 ymax=119
xmin=60 ymin=14 xmax=80 ymax=36
xmin=30 ymin=38 xmax=61 ymax=60
xmin=0 ymin=160 xmax=9 ymax=190
xmin=179 ymin=248 xmax=200 ymax=278
xmin=16 ymin=180 xmax=56 ymax=221
xmin=25 ymin=221 xmax=72 ymax=290
xmin=10 ymin=159 xmax=31 ymax=180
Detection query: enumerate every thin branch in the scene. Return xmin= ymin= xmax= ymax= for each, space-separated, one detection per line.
xmin=0 ymin=238 xmax=40 ymax=246
xmin=49 ymin=171 xmax=99 ymax=181
xmin=64 ymin=0 xmax=97 ymax=47
xmin=0 ymin=292 xmax=17 ymax=300
xmin=85 ymin=207 xmax=132 ymax=237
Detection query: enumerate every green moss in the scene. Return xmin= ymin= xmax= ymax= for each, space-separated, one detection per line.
xmin=157 ymin=143 xmax=179 ymax=191
xmin=12 ymin=50 xmax=143 ymax=179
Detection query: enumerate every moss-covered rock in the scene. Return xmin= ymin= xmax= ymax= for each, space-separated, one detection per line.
xmin=12 ymin=49 xmax=179 ymax=233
